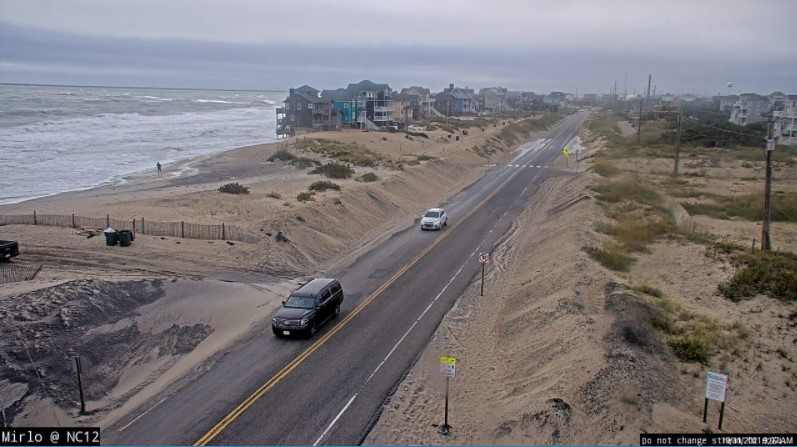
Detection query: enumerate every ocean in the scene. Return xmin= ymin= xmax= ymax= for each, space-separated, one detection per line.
xmin=0 ymin=84 xmax=284 ymax=205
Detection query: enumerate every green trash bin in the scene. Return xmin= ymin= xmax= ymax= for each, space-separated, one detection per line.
xmin=104 ymin=228 xmax=117 ymax=246
xmin=118 ymin=230 xmax=133 ymax=247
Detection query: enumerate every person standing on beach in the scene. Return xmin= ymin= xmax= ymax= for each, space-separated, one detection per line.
xmin=156 ymin=161 xmax=162 ymax=175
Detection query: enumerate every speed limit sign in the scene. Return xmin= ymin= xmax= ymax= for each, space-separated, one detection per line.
xmin=479 ymin=252 xmax=489 ymax=263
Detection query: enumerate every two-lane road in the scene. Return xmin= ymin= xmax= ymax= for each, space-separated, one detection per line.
xmin=104 ymin=111 xmax=590 ymax=445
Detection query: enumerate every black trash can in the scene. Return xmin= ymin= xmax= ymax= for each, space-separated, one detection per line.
xmin=104 ymin=229 xmax=117 ymax=246
xmin=118 ymin=230 xmax=133 ymax=247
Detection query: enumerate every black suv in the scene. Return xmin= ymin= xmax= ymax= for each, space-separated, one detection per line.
xmin=272 ymin=278 xmax=344 ymax=337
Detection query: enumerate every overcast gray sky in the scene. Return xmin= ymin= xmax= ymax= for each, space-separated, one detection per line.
xmin=1 ymin=0 xmax=795 ymax=95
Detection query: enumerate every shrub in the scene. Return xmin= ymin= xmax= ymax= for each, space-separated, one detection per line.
xmin=684 ymin=193 xmax=797 ymax=223
xmin=592 ymin=177 xmax=661 ymax=207
xmin=310 ymin=162 xmax=354 ymax=179
xmin=592 ymin=160 xmax=622 ymax=177
xmin=682 ymin=202 xmax=727 ymax=220
xmin=356 ymin=172 xmax=379 ymax=182
xmin=384 ymin=161 xmax=404 ymax=171
xmin=631 ymin=282 xmax=664 ymax=298
xmin=646 ymin=295 xmax=749 ymax=364
xmin=582 ymin=245 xmax=634 ymax=272
xmin=649 ymin=309 xmax=678 ymax=334
xmin=218 ymin=182 xmax=249 ymax=195
xmin=308 ymin=180 xmax=341 ymax=192
xmin=718 ymin=251 xmax=797 ymax=302
xmin=669 ymin=336 xmax=711 ymax=363
xmin=416 ymin=154 xmax=436 ymax=161
xmin=293 ymin=138 xmax=383 ymax=166
xmin=594 ymin=221 xmax=617 ymax=235
xmin=291 ymin=157 xmax=319 ymax=169
xmin=266 ymin=191 xmax=281 ymax=199
xmin=268 ymin=150 xmax=296 ymax=162
xmin=614 ymin=215 xmax=674 ymax=252
xmin=296 ymin=192 xmax=315 ymax=202
xmin=728 ymin=193 xmax=797 ymax=222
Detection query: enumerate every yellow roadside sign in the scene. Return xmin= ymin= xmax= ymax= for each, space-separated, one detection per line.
xmin=562 ymin=147 xmax=571 ymax=157
xmin=440 ymin=356 xmax=457 ymax=377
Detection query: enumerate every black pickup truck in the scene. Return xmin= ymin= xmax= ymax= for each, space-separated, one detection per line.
xmin=1 ymin=240 xmax=20 ymax=261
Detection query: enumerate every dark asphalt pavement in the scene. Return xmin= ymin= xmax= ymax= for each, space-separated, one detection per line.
xmin=103 ymin=112 xmax=590 ymax=446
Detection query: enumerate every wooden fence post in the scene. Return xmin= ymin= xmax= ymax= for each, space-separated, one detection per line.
xmin=132 ymin=219 xmax=136 ymax=233
xmin=181 ymin=221 xmax=185 ymax=238
xmin=222 ymin=223 xmax=226 ymax=240
xmin=106 ymin=214 xmax=110 ymax=228
xmin=72 ymin=213 xmax=75 ymax=229
xmin=141 ymin=217 xmax=145 ymax=234
xmin=33 ymin=210 xmax=37 ymax=225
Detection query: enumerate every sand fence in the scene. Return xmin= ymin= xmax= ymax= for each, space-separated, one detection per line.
xmin=0 ymin=212 xmax=261 ymax=244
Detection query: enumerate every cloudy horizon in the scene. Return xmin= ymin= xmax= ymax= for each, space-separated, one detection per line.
xmin=1 ymin=0 xmax=795 ymax=95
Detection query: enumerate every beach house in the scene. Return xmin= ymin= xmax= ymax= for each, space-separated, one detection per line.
xmin=400 ymin=86 xmax=436 ymax=121
xmin=434 ymin=84 xmax=477 ymax=116
xmin=774 ymin=95 xmax=797 ymax=146
xmin=277 ymin=85 xmax=335 ymax=136
xmin=729 ymin=93 xmax=771 ymax=126
xmin=479 ymin=87 xmax=508 ymax=114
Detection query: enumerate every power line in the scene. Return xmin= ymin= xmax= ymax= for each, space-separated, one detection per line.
xmin=685 ymin=121 xmax=764 ymax=139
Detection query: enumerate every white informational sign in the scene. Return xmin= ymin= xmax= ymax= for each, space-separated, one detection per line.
xmin=705 ymin=371 xmax=729 ymax=402
xmin=440 ymin=356 xmax=457 ymax=378
xmin=479 ymin=252 xmax=489 ymax=264
xmin=767 ymin=139 xmax=776 ymax=151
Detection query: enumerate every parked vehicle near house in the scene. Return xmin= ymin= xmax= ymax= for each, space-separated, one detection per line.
xmin=272 ymin=278 xmax=344 ymax=338
xmin=0 ymin=240 xmax=20 ymax=261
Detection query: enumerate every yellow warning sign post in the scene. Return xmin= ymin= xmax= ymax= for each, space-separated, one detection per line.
xmin=439 ymin=356 xmax=457 ymax=434
xmin=562 ymin=146 xmax=571 ymax=168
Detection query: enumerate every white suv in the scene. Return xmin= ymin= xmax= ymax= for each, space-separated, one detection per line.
xmin=420 ymin=208 xmax=447 ymax=231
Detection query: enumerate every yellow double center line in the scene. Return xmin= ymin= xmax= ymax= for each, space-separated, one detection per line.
xmin=195 ymin=130 xmax=561 ymax=445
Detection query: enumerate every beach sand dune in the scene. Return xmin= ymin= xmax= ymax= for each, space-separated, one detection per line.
xmin=2 ymin=116 xmax=795 ymax=442
xmin=0 ymin=120 xmax=521 ymax=429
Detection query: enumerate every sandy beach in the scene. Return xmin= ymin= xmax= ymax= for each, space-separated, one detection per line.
xmin=1 ymin=114 xmax=795 ymax=443
xmin=0 ymin=119 xmax=522 ymax=430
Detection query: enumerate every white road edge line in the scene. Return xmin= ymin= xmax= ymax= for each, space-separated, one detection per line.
xmin=313 ymin=394 xmax=357 ymax=446
xmin=312 ymin=122 xmax=587 ymax=444
xmin=364 ymin=259 xmax=469 ymax=385
xmin=118 ymin=396 xmax=167 ymax=432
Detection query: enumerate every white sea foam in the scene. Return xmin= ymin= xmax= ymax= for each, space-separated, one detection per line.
xmin=136 ymin=95 xmax=174 ymax=102
xmin=194 ymin=99 xmax=235 ymax=104
xmin=0 ymin=85 xmax=285 ymax=205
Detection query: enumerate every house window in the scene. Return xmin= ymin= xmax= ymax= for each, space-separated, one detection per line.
xmin=344 ymin=103 xmax=349 ymax=108
xmin=297 ymin=103 xmax=302 ymax=110
xmin=308 ymin=103 xmax=313 ymax=109
xmin=290 ymin=114 xmax=295 ymax=122
xmin=286 ymin=103 xmax=291 ymax=110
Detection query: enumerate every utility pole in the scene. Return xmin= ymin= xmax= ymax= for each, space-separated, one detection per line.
xmin=673 ymin=104 xmax=683 ymax=176
xmin=637 ymin=98 xmax=642 ymax=144
xmin=623 ymin=69 xmax=628 ymax=101
xmin=762 ymin=116 xmax=777 ymax=251
xmin=638 ymin=74 xmax=652 ymax=144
